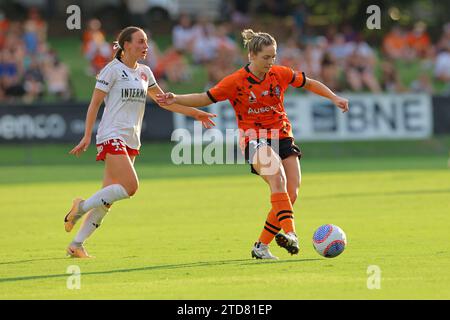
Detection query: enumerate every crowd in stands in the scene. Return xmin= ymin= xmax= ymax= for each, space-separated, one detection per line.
xmin=1 ymin=4 xmax=450 ymax=104
xmin=0 ymin=8 xmax=71 ymax=103
xmin=139 ymin=11 xmax=450 ymax=96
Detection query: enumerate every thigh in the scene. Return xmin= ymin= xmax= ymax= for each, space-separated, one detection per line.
xmin=251 ymin=144 xmax=283 ymax=178
xmin=104 ymin=154 xmax=138 ymax=188
xmin=282 ymin=155 xmax=301 ymax=192
xmin=103 ymin=155 xmax=136 ymax=187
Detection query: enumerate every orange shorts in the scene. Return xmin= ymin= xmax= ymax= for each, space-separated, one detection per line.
xmin=96 ymin=139 xmax=140 ymax=161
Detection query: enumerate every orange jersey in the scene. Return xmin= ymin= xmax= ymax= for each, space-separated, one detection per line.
xmin=207 ymin=64 xmax=306 ymax=148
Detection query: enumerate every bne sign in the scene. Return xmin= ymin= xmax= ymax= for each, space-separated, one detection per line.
xmin=177 ymin=93 xmax=433 ymax=142
xmin=288 ymin=94 xmax=433 ymax=141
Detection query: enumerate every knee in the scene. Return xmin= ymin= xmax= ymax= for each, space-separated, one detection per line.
xmin=124 ymin=180 xmax=139 ymax=197
xmin=267 ymin=171 xmax=287 ymax=192
xmin=288 ymin=181 xmax=301 ymax=204
xmin=288 ymin=189 xmax=298 ymax=204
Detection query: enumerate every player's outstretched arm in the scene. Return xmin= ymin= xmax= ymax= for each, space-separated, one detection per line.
xmin=148 ymin=85 xmax=216 ymax=129
xmin=69 ymin=88 xmax=106 ymax=157
xmin=155 ymin=91 xmax=212 ymax=108
xmin=303 ymin=77 xmax=349 ymax=113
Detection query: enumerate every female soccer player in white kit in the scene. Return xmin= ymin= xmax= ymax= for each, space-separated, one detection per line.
xmin=64 ymin=26 xmax=216 ymax=258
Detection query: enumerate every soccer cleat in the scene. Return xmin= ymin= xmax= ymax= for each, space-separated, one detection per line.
xmin=251 ymin=242 xmax=278 ymax=260
xmin=64 ymin=198 xmax=85 ymax=232
xmin=66 ymin=243 xmax=93 ymax=258
xmin=275 ymin=232 xmax=300 ymax=255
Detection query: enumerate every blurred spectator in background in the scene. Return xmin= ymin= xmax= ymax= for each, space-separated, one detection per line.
xmin=191 ymin=17 xmax=218 ymax=64
xmin=0 ymin=7 xmax=73 ymax=103
xmin=383 ymin=26 xmax=410 ymax=60
xmin=125 ymin=0 xmax=148 ymax=29
xmin=23 ymin=57 xmax=44 ymax=102
xmin=82 ymin=19 xmax=104 ymax=56
xmin=291 ymin=3 xmax=308 ymax=38
xmin=342 ymin=24 xmax=358 ymax=43
xmin=345 ymin=36 xmax=381 ymax=93
xmin=300 ymin=38 xmax=325 ymax=80
xmin=380 ymin=60 xmax=406 ymax=93
xmin=172 ymin=13 xmax=197 ymax=54
xmin=85 ymin=32 xmax=112 ymax=75
xmin=24 ymin=7 xmax=47 ymax=43
xmin=436 ymin=22 xmax=450 ymax=53
xmin=228 ymin=0 xmax=251 ymax=31
xmin=410 ymin=71 xmax=434 ymax=94
xmin=215 ymin=23 xmax=238 ymax=55
xmin=0 ymin=48 xmax=25 ymax=100
xmin=43 ymin=54 xmax=71 ymax=100
xmin=83 ymin=19 xmax=111 ymax=75
xmin=434 ymin=44 xmax=450 ymax=82
xmin=0 ymin=10 xmax=9 ymax=49
xmin=328 ymin=33 xmax=353 ymax=64
xmin=407 ymin=21 xmax=432 ymax=59
xmin=153 ymin=47 xmax=190 ymax=89
xmin=320 ymin=52 xmax=341 ymax=92
xmin=206 ymin=47 xmax=237 ymax=89
xmin=278 ymin=36 xmax=302 ymax=70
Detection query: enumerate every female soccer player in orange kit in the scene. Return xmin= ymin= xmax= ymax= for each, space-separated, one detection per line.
xmin=64 ymin=26 xmax=216 ymax=258
xmin=157 ymin=29 xmax=349 ymax=259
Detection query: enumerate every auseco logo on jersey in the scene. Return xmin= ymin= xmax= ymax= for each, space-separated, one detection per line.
xmin=248 ymin=105 xmax=278 ymax=115
xmin=121 ymin=88 xmax=147 ymax=103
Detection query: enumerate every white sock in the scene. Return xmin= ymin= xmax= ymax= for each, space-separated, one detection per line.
xmin=81 ymin=184 xmax=129 ymax=213
xmin=74 ymin=206 xmax=109 ymax=244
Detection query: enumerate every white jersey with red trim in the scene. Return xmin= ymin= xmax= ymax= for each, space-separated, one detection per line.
xmin=95 ymin=58 xmax=156 ymax=150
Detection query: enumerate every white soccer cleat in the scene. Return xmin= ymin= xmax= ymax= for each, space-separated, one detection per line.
xmin=251 ymin=242 xmax=279 ymax=260
xmin=66 ymin=243 xmax=94 ymax=259
xmin=64 ymin=198 xmax=85 ymax=233
xmin=275 ymin=232 xmax=300 ymax=255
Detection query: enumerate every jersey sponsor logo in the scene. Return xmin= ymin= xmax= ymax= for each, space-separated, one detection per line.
xmin=248 ymin=105 xmax=277 ymax=115
xmin=121 ymin=70 xmax=130 ymax=81
xmin=121 ymin=88 xmax=147 ymax=99
xmin=96 ymin=79 xmax=109 ymax=86
xmin=249 ymin=91 xmax=257 ymax=104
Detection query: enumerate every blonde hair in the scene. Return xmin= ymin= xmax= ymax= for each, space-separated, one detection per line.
xmin=241 ymin=29 xmax=277 ymax=54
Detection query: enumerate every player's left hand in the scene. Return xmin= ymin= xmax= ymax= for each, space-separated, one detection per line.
xmin=332 ymin=96 xmax=349 ymax=113
xmin=195 ymin=110 xmax=217 ymax=128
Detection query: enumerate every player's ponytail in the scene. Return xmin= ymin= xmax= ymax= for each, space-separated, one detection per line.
xmin=113 ymin=26 xmax=143 ymax=60
xmin=241 ymin=29 xmax=276 ymax=54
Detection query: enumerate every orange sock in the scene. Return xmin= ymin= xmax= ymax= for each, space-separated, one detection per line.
xmin=258 ymin=209 xmax=281 ymax=245
xmin=271 ymin=192 xmax=296 ymax=234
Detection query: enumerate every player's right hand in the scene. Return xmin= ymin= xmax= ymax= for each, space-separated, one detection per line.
xmin=155 ymin=92 xmax=176 ymax=106
xmin=69 ymin=136 xmax=91 ymax=157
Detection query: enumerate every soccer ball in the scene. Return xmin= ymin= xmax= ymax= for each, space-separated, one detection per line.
xmin=312 ymin=224 xmax=347 ymax=258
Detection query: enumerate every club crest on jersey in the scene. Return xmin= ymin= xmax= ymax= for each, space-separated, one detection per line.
xmin=274 ymin=85 xmax=281 ymax=98
xmin=140 ymin=72 xmax=148 ymax=82
xmin=249 ymin=91 xmax=257 ymax=104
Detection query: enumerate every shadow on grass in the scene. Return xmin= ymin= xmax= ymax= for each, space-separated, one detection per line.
xmin=0 ymin=258 xmax=321 ymax=283
xmin=0 ymin=257 xmax=69 ymax=265
xmin=303 ymin=188 xmax=450 ymax=201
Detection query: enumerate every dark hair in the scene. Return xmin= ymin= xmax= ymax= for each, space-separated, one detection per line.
xmin=114 ymin=26 xmax=144 ymax=59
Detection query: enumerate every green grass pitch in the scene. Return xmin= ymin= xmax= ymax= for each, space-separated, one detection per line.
xmin=0 ymin=140 xmax=450 ymax=299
